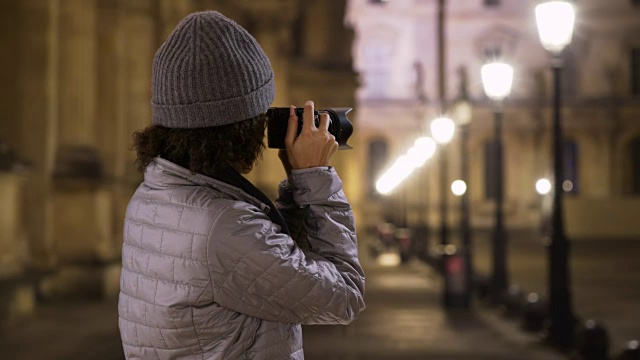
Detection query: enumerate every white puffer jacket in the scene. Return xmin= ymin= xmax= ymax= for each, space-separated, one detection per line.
xmin=118 ymin=157 xmax=365 ymax=359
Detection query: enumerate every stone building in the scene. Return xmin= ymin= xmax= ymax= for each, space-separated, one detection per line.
xmin=347 ymin=0 xmax=640 ymax=239
xmin=0 ymin=0 xmax=358 ymax=325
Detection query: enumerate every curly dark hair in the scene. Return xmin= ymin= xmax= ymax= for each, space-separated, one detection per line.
xmin=132 ymin=114 xmax=267 ymax=177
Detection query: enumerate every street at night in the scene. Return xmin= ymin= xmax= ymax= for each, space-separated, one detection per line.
xmin=474 ymin=232 xmax=640 ymax=352
xmin=2 ymin=235 xmax=639 ymax=359
xmin=2 ymin=0 xmax=640 ymax=359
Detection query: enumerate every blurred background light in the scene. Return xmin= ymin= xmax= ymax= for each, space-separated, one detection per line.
xmin=481 ymin=62 xmax=514 ymax=101
xmin=430 ymin=117 xmax=455 ymax=144
xmin=407 ymin=136 xmax=437 ymax=168
xmin=536 ymin=178 xmax=552 ymax=195
xmin=451 ymin=179 xmax=467 ymax=196
xmin=535 ymin=1 xmax=576 ymax=54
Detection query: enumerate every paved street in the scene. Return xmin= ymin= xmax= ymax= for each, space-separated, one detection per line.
xmin=0 ymin=241 xmax=565 ymax=360
xmin=471 ymin=231 xmax=640 ymax=353
xmin=302 ymin=250 xmax=563 ymax=360
xmin=1 ymin=300 xmax=124 ymax=360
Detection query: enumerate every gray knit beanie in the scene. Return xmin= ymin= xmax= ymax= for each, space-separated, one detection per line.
xmin=151 ymin=11 xmax=275 ymax=128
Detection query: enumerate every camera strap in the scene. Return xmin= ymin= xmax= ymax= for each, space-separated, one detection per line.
xmin=213 ymin=167 xmax=291 ymax=237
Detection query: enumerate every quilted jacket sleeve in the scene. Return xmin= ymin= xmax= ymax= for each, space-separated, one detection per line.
xmin=274 ymin=179 xmax=308 ymax=249
xmin=207 ymin=167 xmax=365 ymax=325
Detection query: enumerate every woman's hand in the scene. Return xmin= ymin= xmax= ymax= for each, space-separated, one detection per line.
xmin=284 ymin=101 xmax=339 ymax=170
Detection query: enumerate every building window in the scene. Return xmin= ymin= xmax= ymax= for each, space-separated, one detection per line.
xmin=476 ymin=26 xmax=519 ymax=70
xmin=368 ymin=139 xmax=389 ymax=197
xmin=484 ymin=140 xmax=498 ymax=200
xmin=630 ymin=137 xmax=640 ymax=194
xmin=563 ymin=140 xmax=579 ymax=195
xmin=366 ymin=70 xmax=389 ymax=98
xmin=632 ymin=48 xmax=640 ymax=95
xmin=364 ymin=42 xmax=393 ymax=98
xmin=484 ymin=0 xmax=501 ymax=7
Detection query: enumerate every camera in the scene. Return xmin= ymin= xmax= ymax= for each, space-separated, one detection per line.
xmin=266 ymin=107 xmax=353 ymax=150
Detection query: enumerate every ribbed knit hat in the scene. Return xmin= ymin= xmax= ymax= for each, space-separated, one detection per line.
xmin=151 ymin=11 xmax=275 ymax=128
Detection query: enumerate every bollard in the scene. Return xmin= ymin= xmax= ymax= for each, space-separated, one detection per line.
xmin=441 ymin=245 xmax=470 ymax=309
xmin=378 ymin=222 xmax=396 ymax=250
xmin=615 ymin=340 xmax=640 ymax=360
xmin=521 ymin=292 xmax=548 ymax=332
xmin=394 ymin=227 xmax=412 ymax=263
xmin=502 ymin=285 xmax=526 ymax=319
xmin=474 ymin=274 xmax=491 ymax=302
xmin=371 ymin=222 xmax=400 ymax=266
xmin=410 ymin=224 xmax=430 ymax=261
xmin=575 ymin=319 xmax=610 ymax=360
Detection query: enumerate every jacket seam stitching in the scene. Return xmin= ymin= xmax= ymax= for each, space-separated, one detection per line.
xmin=122 ymin=241 xmax=208 ymax=264
xmin=119 ymin=292 xmax=176 ymax=310
xmin=126 ymin=217 xmax=210 ymax=237
xmin=205 ymin=202 xmax=232 ymax=291
xmin=234 ymin=252 xmax=282 ymax=309
xmin=200 ymin=202 xmax=232 ymax=355
xmin=132 ymin=194 xmax=216 ymax=211
xmin=121 ymin=339 xmax=205 ymax=351
xmin=246 ymin=335 xmax=293 ymax=354
xmin=217 ymin=239 xmax=262 ymax=296
xmin=121 ymin=266 xmax=207 ymax=290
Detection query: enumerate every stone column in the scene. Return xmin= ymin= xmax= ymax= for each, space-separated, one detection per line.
xmin=50 ymin=0 xmax=104 ymax=262
xmin=295 ymin=0 xmax=360 ymax=208
xmin=38 ymin=0 xmax=121 ymax=300
xmin=2 ymin=2 xmax=39 ymax=323
xmin=0 ymin=170 xmax=35 ymax=328
xmin=157 ymin=0 xmax=196 ymax=41
xmin=96 ymin=1 xmax=127 ymax=274
xmin=301 ymin=0 xmax=354 ymax=70
xmin=123 ymin=0 xmax=156 ymax=146
xmin=96 ymin=0 xmax=124 ymax=181
xmin=237 ymin=0 xmax=297 ymax=106
xmin=57 ymin=0 xmax=97 ymax=146
xmin=114 ymin=0 xmax=156 ymax=252
xmin=0 ymin=2 xmax=22 ymax=151
xmin=19 ymin=0 xmax=58 ymax=270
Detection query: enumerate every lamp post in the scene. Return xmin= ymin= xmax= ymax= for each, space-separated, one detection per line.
xmin=451 ymin=78 xmax=473 ymax=302
xmin=535 ymin=0 xmax=576 ymax=348
xmin=481 ymin=61 xmax=514 ymax=302
xmin=430 ymin=117 xmax=456 ymax=250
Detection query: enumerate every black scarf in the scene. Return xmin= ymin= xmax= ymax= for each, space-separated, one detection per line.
xmin=212 ymin=167 xmax=291 ymax=236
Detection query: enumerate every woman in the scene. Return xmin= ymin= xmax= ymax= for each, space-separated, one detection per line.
xmin=118 ymin=10 xmax=365 ymax=360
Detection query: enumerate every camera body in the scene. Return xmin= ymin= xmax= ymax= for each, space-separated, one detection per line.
xmin=266 ymin=107 xmax=353 ymax=150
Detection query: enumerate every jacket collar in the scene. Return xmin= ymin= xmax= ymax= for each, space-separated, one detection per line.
xmin=144 ymin=157 xmax=271 ymax=213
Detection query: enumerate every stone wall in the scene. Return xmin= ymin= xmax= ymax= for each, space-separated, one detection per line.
xmin=0 ymin=0 xmax=361 ymax=307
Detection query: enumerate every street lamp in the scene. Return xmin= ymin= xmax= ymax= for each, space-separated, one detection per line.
xmin=451 ymin=75 xmax=473 ymax=308
xmin=481 ymin=61 xmax=514 ymax=303
xmin=430 ymin=117 xmax=455 ymax=248
xmin=535 ymin=0 xmax=576 ymax=348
